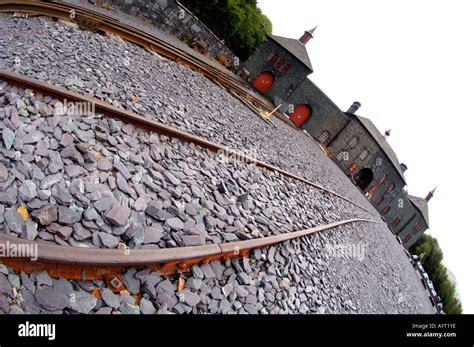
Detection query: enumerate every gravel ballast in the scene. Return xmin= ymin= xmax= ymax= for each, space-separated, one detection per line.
xmin=0 ymin=14 xmax=434 ymax=314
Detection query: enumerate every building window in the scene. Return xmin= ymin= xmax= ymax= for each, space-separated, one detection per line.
xmin=368 ymin=186 xmax=377 ymax=194
xmin=403 ymin=234 xmax=412 ymax=243
xmin=375 ymin=195 xmax=384 ymax=205
xmin=286 ymin=83 xmax=297 ymax=96
xmin=359 ymin=148 xmax=369 ymax=161
xmin=414 ymin=222 xmax=422 ymax=231
xmin=348 ymin=163 xmax=357 ymax=174
xmin=382 ymin=206 xmax=391 ymax=215
xmin=392 ymin=216 xmax=402 ymax=227
xmin=280 ymin=63 xmax=291 ymax=74
xmin=336 ymin=151 xmax=346 ymax=162
xmin=387 ymin=183 xmax=395 ymax=193
xmin=318 ymin=131 xmax=330 ymax=145
xmin=275 ymin=59 xmax=284 ymax=69
xmin=347 ymin=136 xmax=359 ymax=149
xmin=378 ymin=174 xmax=388 ymax=184
xmin=268 ymin=53 xmax=279 ymax=65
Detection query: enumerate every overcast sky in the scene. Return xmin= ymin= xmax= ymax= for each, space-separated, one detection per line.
xmin=258 ymin=0 xmax=474 ymax=313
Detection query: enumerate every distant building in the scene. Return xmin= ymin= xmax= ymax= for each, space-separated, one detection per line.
xmin=245 ymin=29 xmax=435 ymax=247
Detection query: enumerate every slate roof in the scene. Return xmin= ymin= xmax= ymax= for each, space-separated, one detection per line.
xmin=269 ymin=35 xmax=313 ymax=71
xmin=346 ymin=113 xmax=407 ymax=184
xmin=408 ymin=195 xmax=429 ymax=227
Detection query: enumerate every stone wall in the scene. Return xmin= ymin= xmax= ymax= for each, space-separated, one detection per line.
xmin=383 ymin=190 xmax=416 ymax=235
xmin=399 ymin=213 xmax=428 ymax=248
xmin=287 ymin=78 xmax=349 ymax=144
xmin=100 ymin=0 xmax=240 ymax=71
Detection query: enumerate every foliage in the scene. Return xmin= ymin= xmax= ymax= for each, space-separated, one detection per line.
xmin=180 ymin=0 xmax=272 ymax=60
xmin=410 ymin=234 xmax=463 ymax=314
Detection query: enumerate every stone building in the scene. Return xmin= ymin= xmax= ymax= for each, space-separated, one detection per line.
xmin=244 ymin=29 xmax=435 ymax=248
xmin=244 ymin=28 xmax=315 ymax=106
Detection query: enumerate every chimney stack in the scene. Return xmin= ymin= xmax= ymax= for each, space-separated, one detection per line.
xmin=347 ymin=101 xmax=361 ymax=114
xmin=400 ymin=163 xmax=408 ymax=173
xmin=299 ymin=26 xmax=317 ymax=45
xmin=425 ymin=187 xmax=437 ymax=202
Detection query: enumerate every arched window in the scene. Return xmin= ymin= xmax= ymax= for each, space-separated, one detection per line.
xmin=392 ymin=216 xmax=402 ymax=227
xmin=280 ymin=63 xmax=291 ymax=74
xmin=382 ymin=206 xmax=391 ymax=215
xmin=359 ymin=148 xmax=369 ymax=161
xmin=275 ymin=59 xmax=284 ymax=69
xmin=336 ymin=151 xmax=346 ymax=162
xmin=347 ymin=136 xmax=359 ymax=149
xmin=387 ymin=183 xmax=395 ymax=193
xmin=414 ymin=222 xmax=422 ymax=231
xmin=318 ymin=131 xmax=330 ymax=145
xmin=268 ymin=53 xmax=279 ymax=65
xmin=375 ymin=195 xmax=384 ymax=205
xmin=378 ymin=174 xmax=388 ymax=184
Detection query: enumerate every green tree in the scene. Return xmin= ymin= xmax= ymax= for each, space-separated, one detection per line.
xmin=410 ymin=234 xmax=463 ymax=314
xmin=180 ymin=0 xmax=272 ymax=60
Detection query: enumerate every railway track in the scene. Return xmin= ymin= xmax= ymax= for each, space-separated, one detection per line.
xmin=0 ymin=2 xmax=381 ymax=283
xmin=0 ymin=69 xmax=380 ymax=279
xmin=0 ymin=0 xmax=289 ymax=123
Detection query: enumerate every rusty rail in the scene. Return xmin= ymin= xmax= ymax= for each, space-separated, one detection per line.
xmin=0 ymin=218 xmax=378 ymax=279
xmin=0 ymin=0 xmax=383 ymax=280
xmin=0 ymin=70 xmax=381 ymax=278
xmin=0 ymin=69 xmax=378 ymax=217
xmin=0 ymin=0 xmax=282 ymax=118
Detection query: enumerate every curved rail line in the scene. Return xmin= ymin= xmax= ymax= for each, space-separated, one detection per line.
xmin=0 ymin=0 xmax=383 ymax=280
xmin=0 ymin=69 xmax=377 ymax=217
xmin=0 ymin=0 xmax=288 ymax=122
xmin=0 ymin=70 xmax=381 ymax=279
xmin=0 ymin=218 xmax=378 ymax=279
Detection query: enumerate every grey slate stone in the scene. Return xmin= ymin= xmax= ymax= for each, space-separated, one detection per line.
xmin=4 ymin=210 xmax=24 ymax=234
xmin=181 ymin=234 xmax=205 ymax=246
xmin=65 ymin=165 xmax=88 ymax=177
xmin=36 ymin=271 xmax=53 ymax=287
xmin=119 ymin=302 xmax=140 ymax=314
xmin=139 ymin=298 xmax=156 ymax=314
xmin=143 ymin=226 xmax=163 ymax=244
xmin=32 ymin=204 xmax=58 ymax=226
xmin=123 ymin=269 xmax=140 ymax=295
xmin=200 ymin=263 xmax=215 ymax=279
xmin=98 ymin=232 xmax=119 ymax=248
xmin=0 ymin=186 xmax=17 ymax=205
xmin=2 ymin=127 xmax=15 ymax=150
xmin=105 ymin=203 xmax=130 ymax=227
xmin=58 ymin=206 xmax=82 ymax=225
xmin=23 ymin=130 xmax=43 ymax=144
xmin=97 ymin=158 xmax=112 ymax=171
xmin=35 ymin=287 xmax=69 ymax=311
xmin=182 ymin=291 xmax=201 ymax=307
xmin=101 ymin=288 xmax=120 ymax=309
xmin=192 ymin=265 xmax=204 ymax=280
xmin=22 ymin=220 xmax=38 ymax=240
xmin=0 ymin=163 xmax=8 ymax=182
xmin=0 ymin=273 xmax=13 ymax=296
xmin=68 ymin=290 xmax=98 ymax=314
xmin=165 ymin=217 xmax=184 ymax=230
